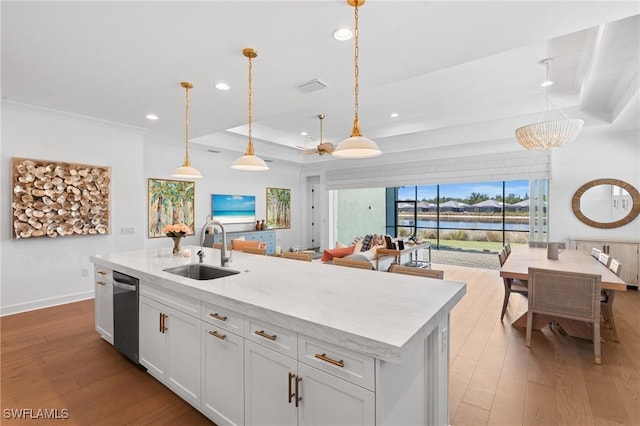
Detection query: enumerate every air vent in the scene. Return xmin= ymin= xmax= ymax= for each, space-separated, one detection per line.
xmin=296 ymin=79 xmax=328 ymax=94
xmin=207 ymin=149 xmax=220 ymax=154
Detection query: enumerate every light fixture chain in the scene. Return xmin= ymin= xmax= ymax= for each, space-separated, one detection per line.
xmin=353 ymin=4 xmax=360 ymax=121
xmin=184 ymin=84 xmax=191 ymax=166
xmin=248 ymin=56 xmax=253 ymax=143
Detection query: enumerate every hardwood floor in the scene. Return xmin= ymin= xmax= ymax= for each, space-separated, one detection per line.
xmin=440 ymin=263 xmax=640 ymax=426
xmin=1 ymin=265 xmax=638 ymax=425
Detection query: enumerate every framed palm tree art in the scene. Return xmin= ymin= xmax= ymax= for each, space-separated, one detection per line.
xmin=266 ymin=187 xmax=291 ymax=229
xmin=148 ymin=178 xmax=195 ymax=238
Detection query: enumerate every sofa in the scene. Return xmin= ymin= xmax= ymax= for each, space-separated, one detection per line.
xmin=321 ymin=234 xmax=396 ymax=271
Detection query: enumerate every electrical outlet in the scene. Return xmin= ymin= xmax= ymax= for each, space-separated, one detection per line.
xmin=81 ymin=268 xmax=89 ymax=277
xmin=120 ymin=227 xmax=136 ymax=235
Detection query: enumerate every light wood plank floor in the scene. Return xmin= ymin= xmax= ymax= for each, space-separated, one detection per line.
xmin=439 ymin=263 xmax=640 ymax=426
xmin=1 ymin=264 xmax=638 ymax=425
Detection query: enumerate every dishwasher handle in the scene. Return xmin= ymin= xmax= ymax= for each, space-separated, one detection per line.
xmin=113 ymin=281 xmax=137 ymax=292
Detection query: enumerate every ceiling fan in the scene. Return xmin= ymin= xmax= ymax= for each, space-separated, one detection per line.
xmin=297 ymin=114 xmax=335 ymax=156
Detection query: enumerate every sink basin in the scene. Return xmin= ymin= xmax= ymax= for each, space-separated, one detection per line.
xmin=163 ymin=264 xmax=240 ymax=280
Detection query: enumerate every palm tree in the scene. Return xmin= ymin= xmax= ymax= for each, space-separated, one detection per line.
xmin=149 ymin=179 xmax=172 ymax=235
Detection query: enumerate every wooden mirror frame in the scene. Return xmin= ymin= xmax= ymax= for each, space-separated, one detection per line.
xmin=572 ymin=178 xmax=640 ymax=229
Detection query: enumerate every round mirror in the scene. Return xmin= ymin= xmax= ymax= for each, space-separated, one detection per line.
xmin=572 ymin=179 xmax=640 ymax=228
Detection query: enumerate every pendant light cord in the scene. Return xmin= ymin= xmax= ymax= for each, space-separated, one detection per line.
xmin=248 ymin=55 xmax=253 ymax=145
xmin=351 ymin=3 xmax=362 ymax=136
xmin=183 ymin=82 xmax=192 ymax=166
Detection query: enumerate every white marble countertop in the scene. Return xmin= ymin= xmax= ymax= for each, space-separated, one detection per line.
xmin=91 ymin=246 xmax=466 ymax=364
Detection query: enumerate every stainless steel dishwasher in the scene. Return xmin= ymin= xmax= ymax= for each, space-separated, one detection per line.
xmin=113 ymin=271 xmax=139 ymax=364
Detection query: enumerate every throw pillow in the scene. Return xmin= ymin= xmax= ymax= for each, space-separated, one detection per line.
xmin=321 ymin=246 xmax=356 ymax=262
xmin=231 ymin=239 xmax=260 ymax=250
xmin=360 ymin=234 xmax=374 ymax=251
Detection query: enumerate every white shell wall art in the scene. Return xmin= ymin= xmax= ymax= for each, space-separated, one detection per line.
xmin=11 ymin=157 xmax=111 ymax=239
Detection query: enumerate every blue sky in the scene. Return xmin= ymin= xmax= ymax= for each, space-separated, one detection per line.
xmin=399 ymin=180 xmax=530 ymax=200
xmin=212 ymin=194 xmax=255 ymax=211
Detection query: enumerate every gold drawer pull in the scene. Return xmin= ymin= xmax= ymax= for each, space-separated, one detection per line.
xmin=96 ymin=281 xmax=106 ymax=286
xmin=208 ymin=330 xmax=227 ymax=340
xmin=315 ymin=353 xmax=344 ymax=368
xmin=209 ymin=312 xmax=228 ymax=322
xmin=97 ymin=271 xmax=107 ymax=276
xmin=255 ymin=330 xmax=277 ymax=341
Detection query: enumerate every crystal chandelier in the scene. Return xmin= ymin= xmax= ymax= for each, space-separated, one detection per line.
xmin=515 ymin=58 xmax=583 ymax=150
xmin=333 ymin=0 xmax=382 ymax=159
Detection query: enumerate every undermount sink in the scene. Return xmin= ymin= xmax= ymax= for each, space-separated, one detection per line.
xmin=163 ymin=264 xmax=240 ymax=280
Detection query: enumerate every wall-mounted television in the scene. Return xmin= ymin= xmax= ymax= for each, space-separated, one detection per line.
xmin=211 ymin=194 xmax=256 ymax=224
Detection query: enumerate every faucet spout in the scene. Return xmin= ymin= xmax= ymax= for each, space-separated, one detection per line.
xmin=198 ymin=219 xmax=230 ymax=267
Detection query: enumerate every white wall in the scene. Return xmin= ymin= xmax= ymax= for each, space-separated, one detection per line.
xmin=1 ymin=103 xmax=146 ymax=315
xmin=142 ymin=133 xmax=303 ymax=253
xmin=549 ymin=129 xmax=640 ymax=241
xmin=1 ymin=104 xmax=303 ymax=315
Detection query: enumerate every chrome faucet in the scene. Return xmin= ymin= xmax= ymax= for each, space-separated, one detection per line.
xmin=198 ymin=219 xmax=231 ymax=267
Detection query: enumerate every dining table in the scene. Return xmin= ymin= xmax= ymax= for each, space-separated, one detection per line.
xmin=500 ymin=245 xmax=627 ymax=340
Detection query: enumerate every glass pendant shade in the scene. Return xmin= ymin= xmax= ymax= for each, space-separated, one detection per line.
xmin=515 ymin=118 xmax=584 ymax=150
xmin=171 ymin=164 xmax=203 ymax=178
xmin=231 ymin=141 xmax=269 ymax=171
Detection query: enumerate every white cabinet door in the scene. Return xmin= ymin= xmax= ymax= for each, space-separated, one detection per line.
xmin=607 ymin=243 xmax=639 ymax=285
xmin=202 ymin=326 xmax=244 ymax=426
xmin=94 ymin=278 xmax=113 ymax=344
xmin=139 ymin=296 xmax=167 ymax=380
xmin=245 ymin=340 xmax=297 ymax=426
xmin=297 ymin=363 xmax=375 ymax=426
xmin=166 ymin=307 xmax=201 ymax=408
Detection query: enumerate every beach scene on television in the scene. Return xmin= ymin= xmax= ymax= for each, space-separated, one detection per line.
xmin=211 ymin=194 xmax=256 ymax=224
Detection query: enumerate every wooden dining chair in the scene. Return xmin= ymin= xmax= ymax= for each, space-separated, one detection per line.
xmin=601 ymin=259 xmax=622 ymax=342
xmin=598 ymin=252 xmax=611 ymax=267
xmin=388 ymin=263 xmax=444 ymax=279
xmin=333 ymin=257 xmax=373 ymax=270
xmin=504 ymin=243 xmax=512 ymax=256
xmin=527 ymin=267 xmax=602 ymax=364
xmin=498 ymin=248 xmax=528 ymax=320
xmin=281 ymin=251 xmax=313 ymax=262
xmin=242 ymin=247 xmax=266 ymax=255
xmin=590 ymin=247 xmax=602 ymax=259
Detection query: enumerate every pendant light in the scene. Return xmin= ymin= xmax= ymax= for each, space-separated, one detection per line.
xmin=515 ymin=58 xmax=584 ymax=150
xmin=333 ymin=0 xmax=382 ymax=159
xmin=171 ymin=82 xmax=203 ymax=179
xmin=232 ymin=48 xmax=269 ymax=171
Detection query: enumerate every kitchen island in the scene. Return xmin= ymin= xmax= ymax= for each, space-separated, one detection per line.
xmin=91 ymin=246 xmax=466 ymax=426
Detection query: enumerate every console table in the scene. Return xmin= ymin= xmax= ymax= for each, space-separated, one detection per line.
xmin=204 ymin=229 xmax=276 ymax=255
xmin=375 ymin=241 xmax=431 ymax=271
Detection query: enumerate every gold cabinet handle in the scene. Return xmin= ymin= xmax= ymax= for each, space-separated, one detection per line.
xmin=295 ymin=376 xmax=302 ymax=407
xmin=209 ymin=312 xmax=228 ymax=322
xmin=315 ymin=353 xmax=344 ymax=368
xmin=208 ymin=330 xmax=227 ymax=340
xmin=96 ymin=281 xmax=106 ymax=286
xmin=160 ymin=313 xmax=168 ymax=333
xmin=97 ymin=271 xmax=107 ymax=276
xmin=288 ymin=372 xmax=295 ymax=404
xmin=255 ymin=330 xmax=277 ymax=341
xmin=159 ymin=312 xmax=163 ymax=333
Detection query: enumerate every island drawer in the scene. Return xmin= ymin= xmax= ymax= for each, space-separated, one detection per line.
xmin=298 ymin=335 xmax=375 ymax=391
xmin=140 ymin=282 xmax=201 ymax=318
xmin=245 ymin=317 xmax=296 ymax=358
xmin=94 ymin=266 xmax=112 ymax=282
xmin=202 ymin=302 xmax=244 ymax=335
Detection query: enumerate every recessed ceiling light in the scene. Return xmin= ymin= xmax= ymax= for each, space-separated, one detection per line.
xmin=333 ymin=28 xmax=353 ymax=41
xmin=390 ymin=113 xmax=399 ymax=118
xmin=540 ymin=80 xmax=554 ymax=88
xmin=301 ymin=132 xmax=308 ymax=136
xmin=145 ymin=114 xmax=159 ymax=120
xmin=215 ymin=82 xmax=230 ymax=91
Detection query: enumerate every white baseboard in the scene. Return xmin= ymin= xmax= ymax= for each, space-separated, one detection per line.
xmin=0 ymin=291 xmax=94 ymax=317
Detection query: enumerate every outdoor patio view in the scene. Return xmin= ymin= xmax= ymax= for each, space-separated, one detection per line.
xmin=387 ymin=180 xmax=546 ymax=253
